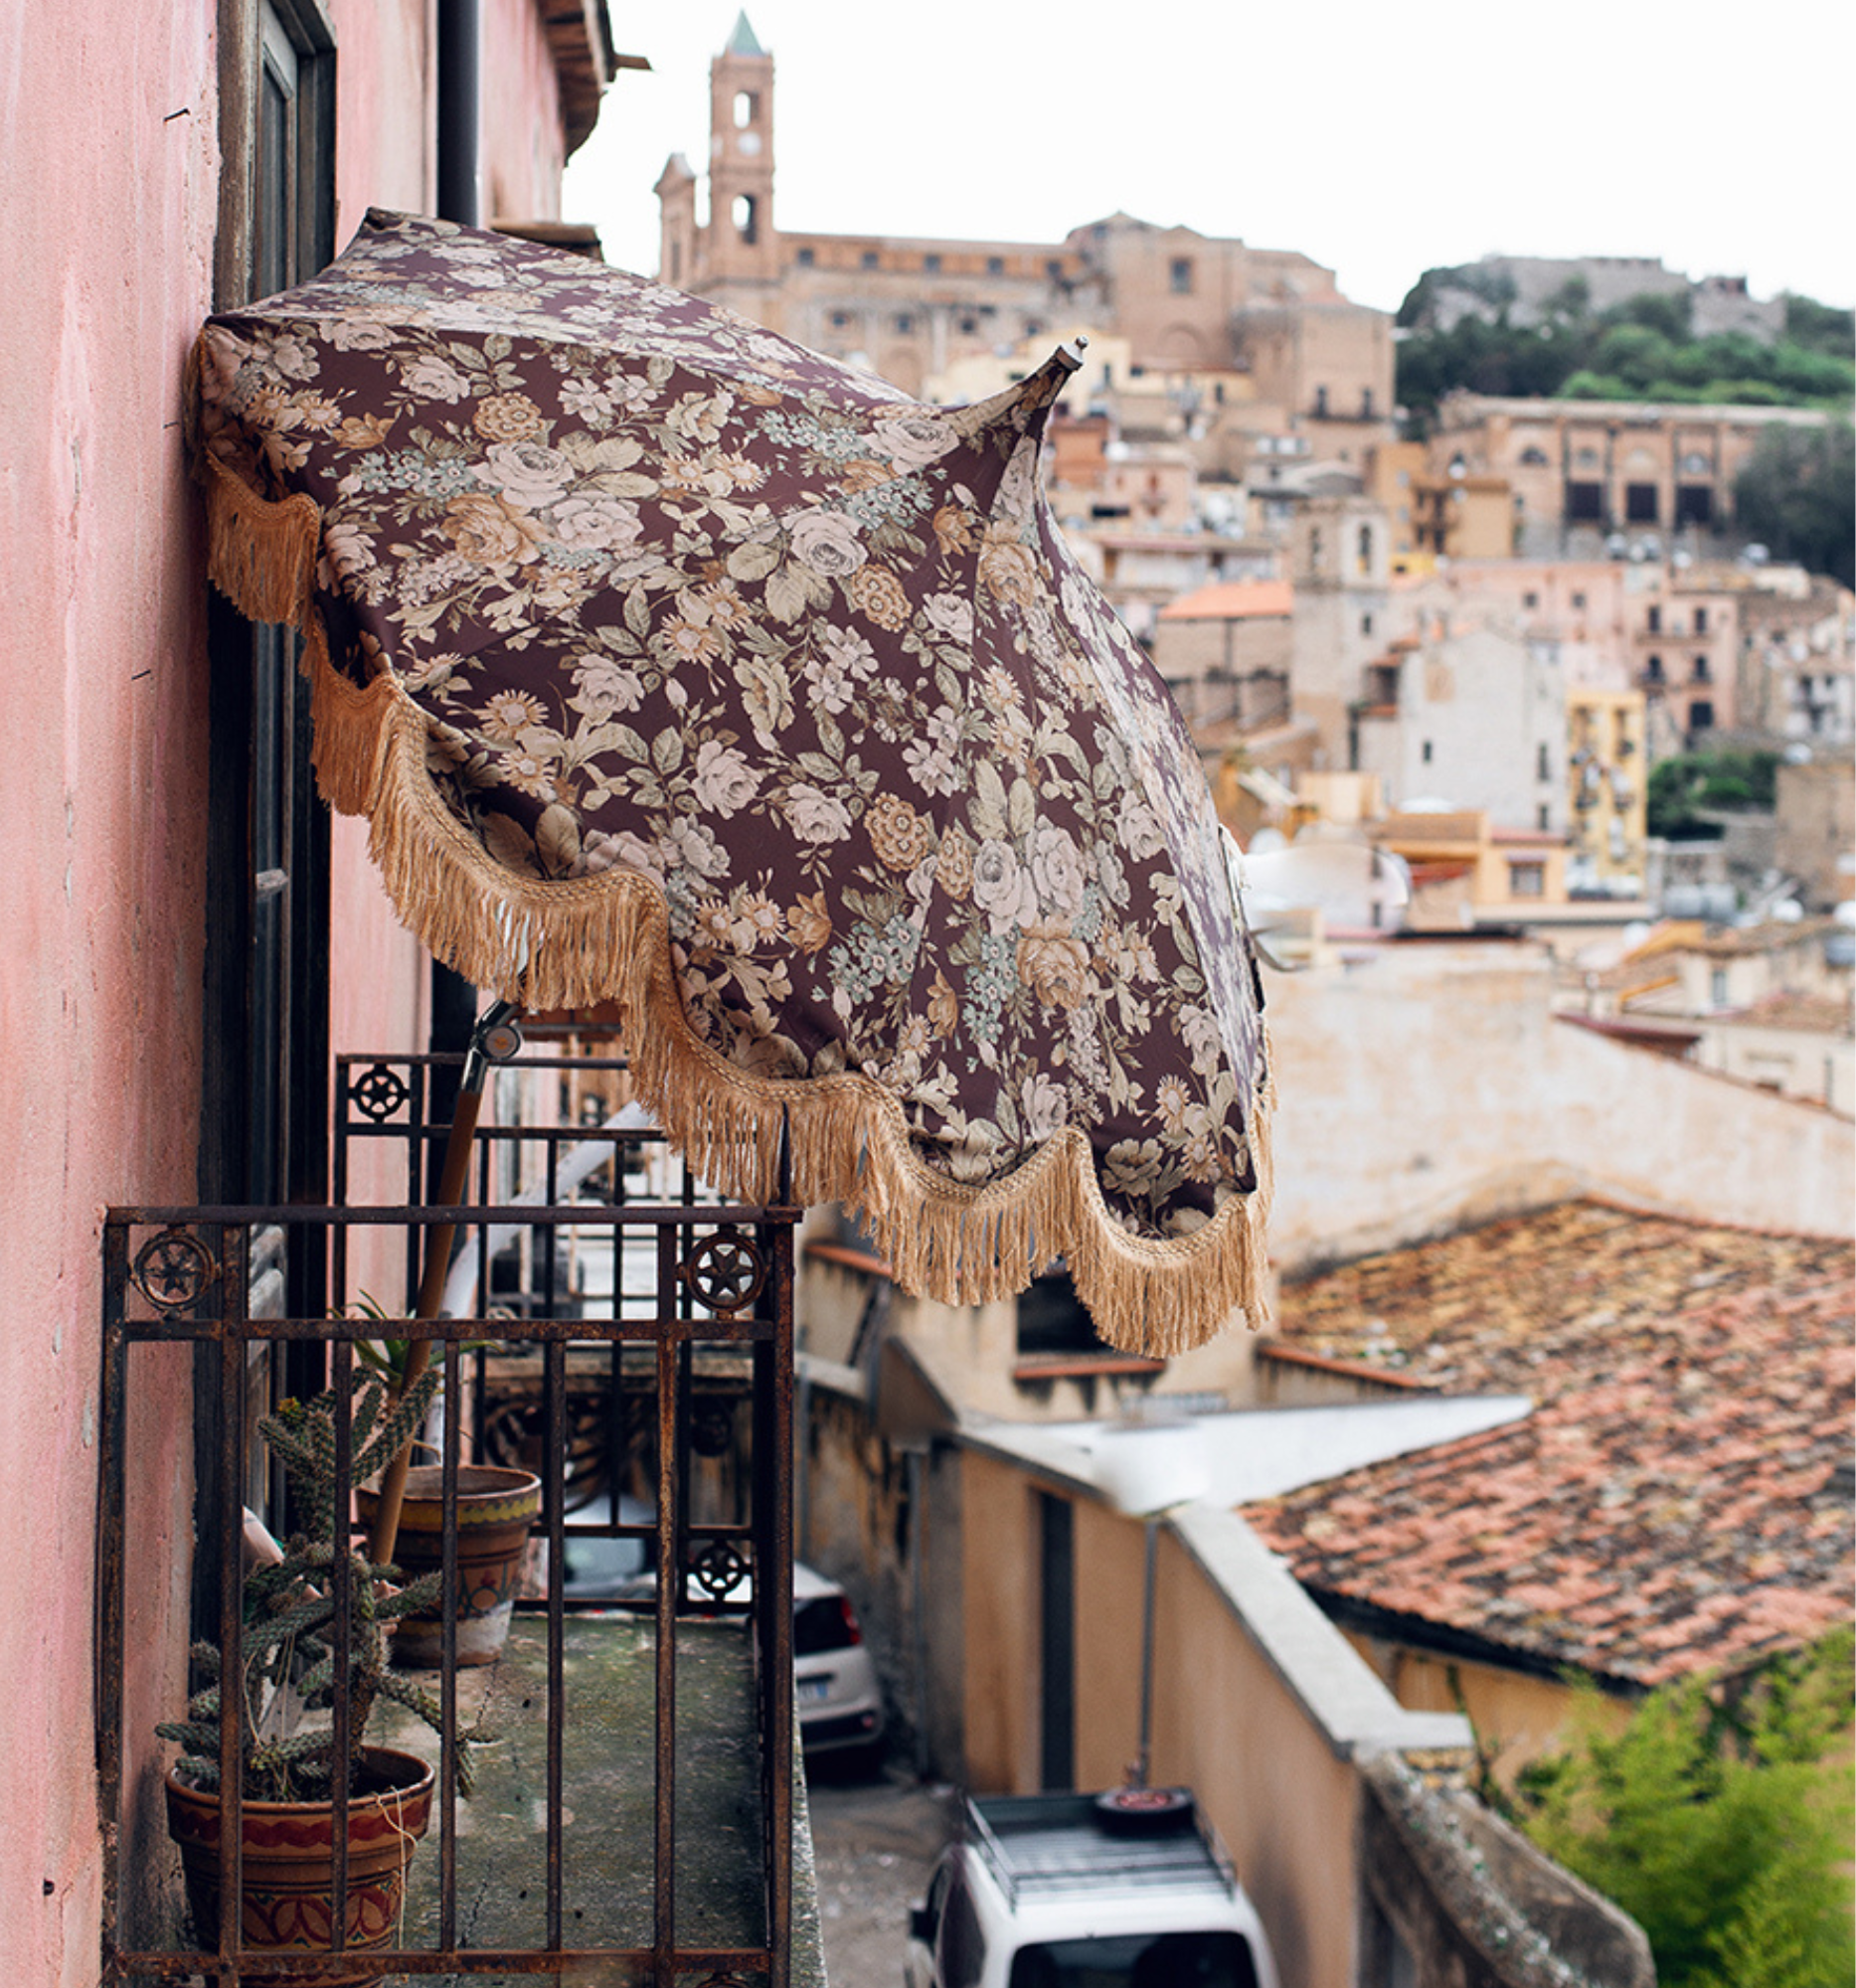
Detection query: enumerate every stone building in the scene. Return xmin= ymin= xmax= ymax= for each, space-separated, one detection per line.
xmin=657 ymin=15 xmax=1393 ymax=442
xmin=1432 ymin=392 xmax=1834 ymax=559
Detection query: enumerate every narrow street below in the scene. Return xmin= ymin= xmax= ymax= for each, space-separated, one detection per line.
xmin=804 ymin=1759 xmax=958 ymax=1985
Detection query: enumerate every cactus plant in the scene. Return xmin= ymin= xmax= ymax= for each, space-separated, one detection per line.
xmin=157 ymin=1363 xmax=483 ymax=1802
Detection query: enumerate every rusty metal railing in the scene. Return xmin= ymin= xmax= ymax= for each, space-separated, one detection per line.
xmin=96 ymin=1051 xmax=795 ymax=1986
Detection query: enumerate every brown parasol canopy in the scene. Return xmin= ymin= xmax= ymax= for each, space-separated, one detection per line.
xmin=190 ymin=211 xmax=1271 ymax=1354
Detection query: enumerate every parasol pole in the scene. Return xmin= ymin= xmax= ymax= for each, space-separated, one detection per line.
xmin=367 ymin=999 xmax=519 ymax=1568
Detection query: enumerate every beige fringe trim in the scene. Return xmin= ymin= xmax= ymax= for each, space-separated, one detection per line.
xmin=197 ymin=440 xmax=1274 ymax=1355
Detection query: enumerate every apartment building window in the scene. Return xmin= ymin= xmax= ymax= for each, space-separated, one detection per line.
xmin=959 ymin=314 xmax=978 ymax=334
xmin=1046 ymin=258 xmax=1064 ymax=281
xmin=1361 ymin=612 xmax=1374 ymax=637
xmin=1170 ymin=256 xmax=1194 ymax=293
xmin=1690 ymin=700 xmax=1715 ymax=732
xmin=1694 ymin=605 xmax=1708 ymax=633
xmin=795 ymin=247 xmax=814 ymax=267
xmin=1625 ymin=483 xmax=1658 ymax=524
xmin=987 ymin=254 xmax=1005 ymax=275
xmin=1647 ymin=605 xmax=1661 ymax=633
xmin=1421 ymin=740 xmax=1434 ymax=762
xmin=924 ymin=252 xmax=941 ymax=273
xmin=1537 ymin=743 xmax=1551 ymax=780
xmin=1523 ymin=591 xmax=1539 ymax=609
xmin=1509 ymin=862 xmax=1545 ymax=898
xmin=1571 ymin=591 xmax=1587 ymax=610
xmin=1520 ymin=446 xmax=1549 ymax=466
xmin=1645 ymin=654 xmax=1664 ymax=682
xmin=1692 ymin=655 xmax=1711 ymax=683
xmin=1567 ymin=482 xmax=1603 ymax=522
xmin=1361 ymin=389 xmax=1374 ymax=418
xmin=861 ymin=248 xmax=878 ymax=269
xmin=830 ymin=310 xmax=851 ymax=329
xmin=1314 ymin=385 xmax=1329 ymax=417
xmin=895 ymin=313 xmax=914 ymax=333
xmin=1675 ymin=485 xmax=1714 ymax=526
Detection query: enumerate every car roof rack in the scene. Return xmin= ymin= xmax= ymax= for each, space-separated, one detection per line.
xmin=964 ymin=1791 xmax=1240 ymax=1908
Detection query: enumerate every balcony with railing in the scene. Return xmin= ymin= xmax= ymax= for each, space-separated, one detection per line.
xmin=96 ymin=1040 xmax=819 ymax=1986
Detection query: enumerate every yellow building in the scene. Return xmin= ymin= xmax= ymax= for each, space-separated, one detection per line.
xmin=1566 ymin=687 xmax=1648 ymax=892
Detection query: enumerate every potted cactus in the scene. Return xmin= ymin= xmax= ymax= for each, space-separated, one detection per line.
xmin=158 ymin=1364 xmax=481 ymax=1983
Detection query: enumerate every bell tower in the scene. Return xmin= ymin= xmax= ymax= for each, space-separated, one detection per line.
xmin=705 ymin=12 xmax=778 ymax=297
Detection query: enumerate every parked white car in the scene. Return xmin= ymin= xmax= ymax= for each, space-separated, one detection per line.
xmin=560 ymin=1539 xmax=883 ymax=1761
xmin=906 ymin=1789 xmax=1279 ymax=1988
xmin=789 ymin=1560 xmax=885 ymax=1761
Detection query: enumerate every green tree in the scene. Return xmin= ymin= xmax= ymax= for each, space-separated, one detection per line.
xmin=1516 ymin=1630 xmax=1854 ymax=1988
xmin=1735 ymin=421 xmax=1856 ymax=586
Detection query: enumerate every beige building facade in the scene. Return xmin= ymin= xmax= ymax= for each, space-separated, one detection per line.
xmin=1433 ymin=392 xmax=1834 ymax=560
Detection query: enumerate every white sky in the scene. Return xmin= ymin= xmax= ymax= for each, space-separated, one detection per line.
xmin=567 ymin=1 xmax=1855 ymax=317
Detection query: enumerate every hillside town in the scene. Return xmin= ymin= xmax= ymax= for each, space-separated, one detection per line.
xmin=7 ymin=7 xmax=1851 ymax=1988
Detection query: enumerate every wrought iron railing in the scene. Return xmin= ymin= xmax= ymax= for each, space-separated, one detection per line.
xmin=96 ymin=1049 xmax=796 ymax=1986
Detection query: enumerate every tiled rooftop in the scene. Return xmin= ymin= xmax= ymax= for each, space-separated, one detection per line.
xmin=1248 ymin=1201 xmax=1854 ymax=1687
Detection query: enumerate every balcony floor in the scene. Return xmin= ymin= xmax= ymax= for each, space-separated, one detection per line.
xmin=377 ymin=1612 xmax=825 ymax=1983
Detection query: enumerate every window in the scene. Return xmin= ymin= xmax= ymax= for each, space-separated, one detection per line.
xmin=1692 ymin=654 xmax=1711 ymax=683
xmin=895 ymin=313 xmax=913 ymax=333
xmin=1520 ymin=445 xmax=1550 ymax=466
xmin=795 ymin=247 xmax=814 ymax=267
xmin=733 ymin=89 xmax=757 ymax=128
xmin=201 ymin=0 xmax=338 ymax=1619
xmin=1647 ymin=605 xmax=1661 ymax=633
xmin=1538 ymin=803 xmax=1552 ymax=830
xmin=1567 ymin=482 xmax=1603 ymax=522
xmin=924 ymin=252 xmax=941 ymax=273
xmin=1046 ymin=258 xmax=1064 ymax=281
xmin=1314 ymin=385 xmax=1329 ymax=417
xmin=1523 ymin=591 xmax=1539 ymax=609
xmin=1509 ymin=862 xmax=1545 ymax=898
xmin=1675 ymin=485 xmax=1713 ymax=527
xmin=1537 ymin=743 xmax=1551 ymax=780
xmin=1357 ymin=524 xmax=1373 ymax=573
xmin=1421 ymin=740 xmax=1434 ymax=763
xmin=1694 ymin=605 xmax=1708 ymax=633
xmin=1625 ymin=483 xmax=1658 ymax=524
xmin=1361 ymin=612 xmax=1374 ymax=637
xmin=1170 ymin=255 xmax=1194 ymax=294
xmin=1017 ymin=1266 xmax=1099 ymax=1357
xmin=733 ymin=194 xmax=759 ymax=244
xmin=861 ymin=248 xmax=878 ymax=269
xmin=1361 ymin=388 xmax=1374 ymax=418
xmin=987 ymin=254 xmax=1004 ymax=275
xmin=1645 ymin=653 xmax=1664 ymax=682
xmin=1711 ymin=967 xmax=1729 ymax=1007
xmin=1689 ymin=699 xmax=1714 ymax=732
xmin=1571 ymin=591 xmax=1586 ymax=610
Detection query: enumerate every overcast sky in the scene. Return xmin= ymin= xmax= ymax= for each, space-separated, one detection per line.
xmin=566 ymin=2 xmax=1855 ymax=317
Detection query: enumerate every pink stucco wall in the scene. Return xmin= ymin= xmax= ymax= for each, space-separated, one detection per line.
xmin=0 ymin=4 xmax=595 ymax=1977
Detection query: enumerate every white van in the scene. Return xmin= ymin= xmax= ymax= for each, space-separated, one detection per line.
xmin=905 ymin=1789 xmax=1280 ymax=1988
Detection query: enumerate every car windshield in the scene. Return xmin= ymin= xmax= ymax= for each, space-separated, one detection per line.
xmin=1007 ymin=1929 xmax=1258 ymax=1988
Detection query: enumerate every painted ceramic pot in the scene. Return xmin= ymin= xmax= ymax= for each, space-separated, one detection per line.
xmin=164 ymin=1745 xmax=433 ymax=1984
xmin=359 ymin=1463 xmax=543 ymax=1668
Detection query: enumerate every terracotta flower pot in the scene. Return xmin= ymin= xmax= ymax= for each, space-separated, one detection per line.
xmin=163 ymin=1745 xmax=432 ymax=1985
xmin=358 ymin=1463 xmax=542 ymax=1667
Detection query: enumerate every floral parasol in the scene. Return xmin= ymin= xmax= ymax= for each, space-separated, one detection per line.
xmin=189 ymin=211 xmax=1271 ymax=1354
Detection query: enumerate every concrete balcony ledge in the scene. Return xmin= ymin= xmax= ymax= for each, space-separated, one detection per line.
xmin=1173 ymin=1506 xmax=1474 ymax=1765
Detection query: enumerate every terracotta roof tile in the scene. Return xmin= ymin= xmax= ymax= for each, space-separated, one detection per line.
xmin=1247 ymin=1202 xmax=1854 ymax=1687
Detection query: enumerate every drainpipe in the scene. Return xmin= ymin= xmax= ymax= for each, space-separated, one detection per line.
xmin=428 ymin=0 xmax=483 ymax=1160
xmin=436 ymin=0 xmax=482 ymax=229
